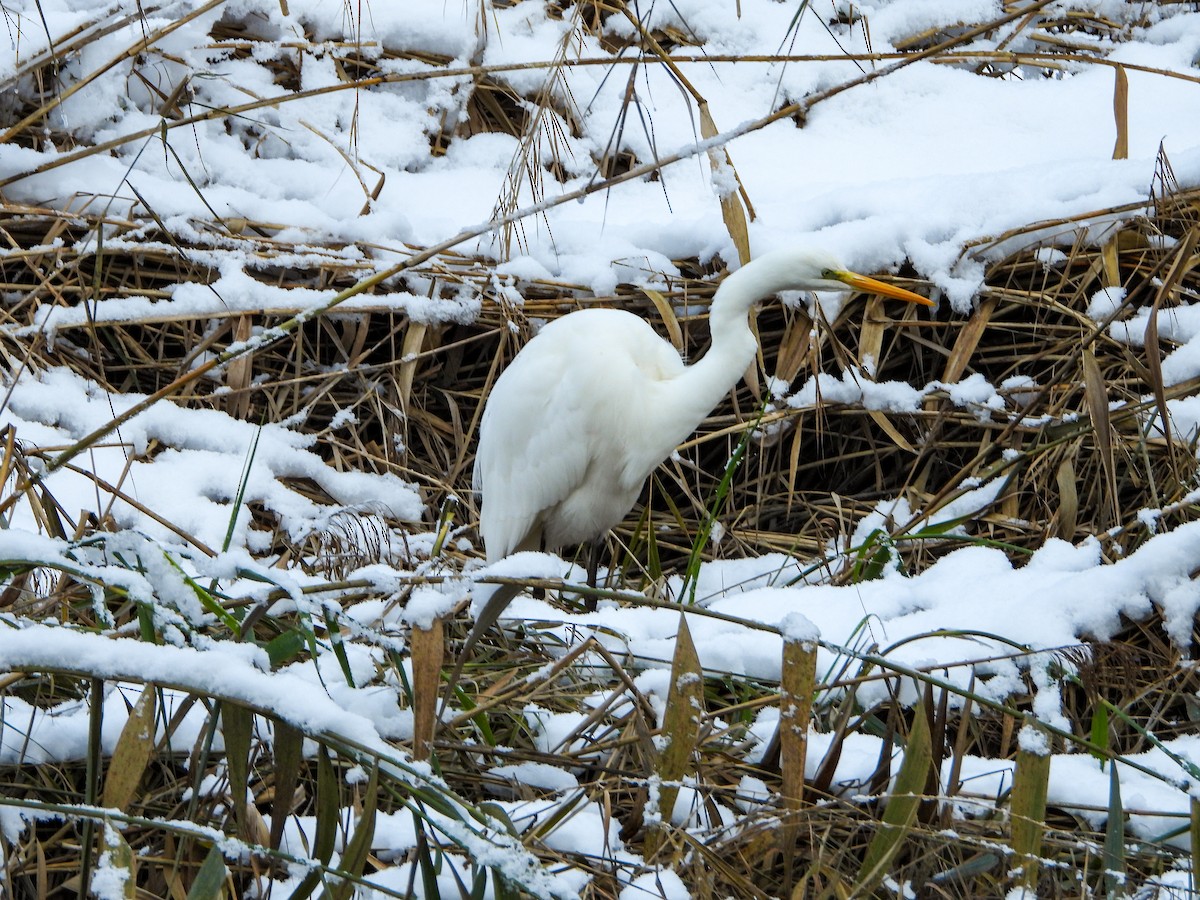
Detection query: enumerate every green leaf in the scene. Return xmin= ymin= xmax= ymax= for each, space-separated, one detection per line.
xmin=681 ymin=403 xmax=767 ymax=604
xmin=856 ymin=703 xmax=932 ymax=892
xmin=269 ymin=719 xmax=303 ymax=852
xmin=220 ymin=702 xmax=253 ymax=843
xmin=265 ymin=628 xmax=307 ymax=667
xmin=162 ymin=551 xmax=241 ymax=632
xmin=323 ymin=606 xmax=356 ymax=688
xmin=313 ymin=743 xmax=340 ymax=864
xmin=291 ymin=744 xmax=343 ymax=900
xmin=289 ymin=743 xmax=338 ymax=900
xmin=223 ymin=426 xmax=262 ymax=554
xmin=186 ymin=844 xmax=228 ymax=900
xmin=416 ymin=828 xmax=441 ymax=900
xmin=1090 ymin=704 xmax=1110 ymax=763
xmin=1104 ymin=764 xmax=1126 ymax=898
xmin=330 ymin=763 xmax=378 ymax=900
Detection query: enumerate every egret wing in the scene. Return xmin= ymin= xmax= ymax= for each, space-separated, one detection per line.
xmin=474 ymin=308 xmax=687 ymax=561
xmin=474 ymin=329 xmax=595 ymax=561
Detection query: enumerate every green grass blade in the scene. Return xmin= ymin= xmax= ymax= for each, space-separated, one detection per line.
xmin=1103 ymin=763 xmax=1126 ymax=898
xmin=330 ymin=762 xmax=378 ymax=900
xmin=222 ymin=425 xmax=261 ymax=555
xmin=681 ymin=404 xmax=766 ymax=604
xmin=855 ymin=698 xmax=932 ymax=893
xmin=185 ymin=844 xmax=228 ymax=900
xmin=220 ymin=702 xmax=252 ymax=843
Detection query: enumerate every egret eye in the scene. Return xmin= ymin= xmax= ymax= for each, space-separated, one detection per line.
xmin=820 ymin=269 xmax=835 ymax=280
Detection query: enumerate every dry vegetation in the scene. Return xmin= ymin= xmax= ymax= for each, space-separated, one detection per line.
xmin=2 ymin=1 xmax=1200 ymax=898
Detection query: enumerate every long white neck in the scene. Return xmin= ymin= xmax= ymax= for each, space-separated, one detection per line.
xmin=621 ymin=250 xmax=816 ymax=484
xmin=672 ymin=253 xmax=801 ymax=423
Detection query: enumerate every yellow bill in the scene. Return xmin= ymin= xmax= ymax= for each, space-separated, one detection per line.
xmin=835 ymin=270 xmax=934 ymax=307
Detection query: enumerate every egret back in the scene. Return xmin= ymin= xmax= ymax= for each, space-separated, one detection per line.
xmin=474 ymin=307 xmax=687 ymax=561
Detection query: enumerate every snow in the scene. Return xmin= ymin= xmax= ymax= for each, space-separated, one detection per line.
xmin=91 ymin=824 xmax=134 ymax=900
xmin=4 ymin=0 xmax=1200 ymax=895
xmin=619 ymin=869 xmax=691 ymax=900
xmin=1 ymin=368 xmax=422 ymax=553
xmin=487 ymin=763 xmax=580 ymax=794
xmin=512 ymin=526 xmax=1186 ymax=693
xmin=780 ymin=611 xmax=820 ymax=643
xmin=1087 ymin=285 xmax=1127 ymax=322
xmin=1017 ymin=724 xmax=1051 ymax=757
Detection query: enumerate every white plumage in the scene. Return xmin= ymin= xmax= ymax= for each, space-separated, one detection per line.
xmin=473 ymin=246 xmax=932 ymax=568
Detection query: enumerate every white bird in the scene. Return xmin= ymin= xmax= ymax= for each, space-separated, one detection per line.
xmin=440 ymin=247 xmax=932 ymax=706
xmin=474 ymin=246 xmax=933 ymax=576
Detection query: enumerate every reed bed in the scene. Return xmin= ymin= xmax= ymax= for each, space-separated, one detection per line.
xmin=5 ymin=169 xmax=1199 ymax=577
xmin=2 ymin=0 xmax=1200 ymax=897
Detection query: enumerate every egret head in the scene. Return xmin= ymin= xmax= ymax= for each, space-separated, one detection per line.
xmin=758 ymin=246 xmax=934 ymax=306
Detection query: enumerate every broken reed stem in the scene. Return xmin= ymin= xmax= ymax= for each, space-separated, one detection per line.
xmin=780 ymin=637 xmax=817 ymax=805
xmin=646 ymin=614 xmax=703 ymax=859
xmin=409 ymin=619 xmax=444 ymax=762
xmin=1112 ymin=64 xmax=1129 ymax=161
xmin=779 ymin=634 xmax=818 ymax=885
xmin=1191 ymin=797 xmax=1200 ymax=894
xmin=1010 ymin=719 xmax=1052 ymax=891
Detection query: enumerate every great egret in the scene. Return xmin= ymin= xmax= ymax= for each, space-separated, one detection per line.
xmin=441 ymin=247 xmax=931 ymax=708
xmin=474 ymin=246 xmax=932 ymax=572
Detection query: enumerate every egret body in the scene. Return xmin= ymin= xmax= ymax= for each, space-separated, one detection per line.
xmin=474 ymin=247 xmax=932 ymax=568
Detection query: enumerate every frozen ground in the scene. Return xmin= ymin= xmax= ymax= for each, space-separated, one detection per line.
xmin=3 ymin=0 xmax=1200 ymax=896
